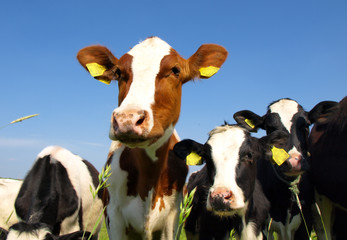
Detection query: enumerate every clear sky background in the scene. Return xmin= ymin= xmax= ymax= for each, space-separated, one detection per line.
xmin=0 ymin=1 xmax=346 ymax=179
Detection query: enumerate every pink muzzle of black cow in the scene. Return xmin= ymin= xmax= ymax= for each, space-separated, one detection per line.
xmin=208 ymin=187 xmax=244 ymax=215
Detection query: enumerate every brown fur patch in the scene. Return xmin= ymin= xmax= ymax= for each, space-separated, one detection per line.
xmin=119 ymin=133 xmax=188 ymax=212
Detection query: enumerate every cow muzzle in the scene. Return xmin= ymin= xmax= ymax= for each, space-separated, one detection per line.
xmin=109 ymin=109 xmax=151 ymax=144
xmin=207 ymin=187 xmax=244 ymax=215
xmin=285 ymin=153 xmax=309 ymax=176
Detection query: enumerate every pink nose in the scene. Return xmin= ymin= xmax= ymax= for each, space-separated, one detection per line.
xmin=112 ymin=110 xmax=149 ymax=136
xmin=288 ymin=153 xmax=302 ymax=170
xmin=210 ymin=188 xmax=234 ymax=202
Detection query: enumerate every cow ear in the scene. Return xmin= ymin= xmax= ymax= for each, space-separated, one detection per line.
xmin=173 ymin=139 xmax=204 ymax=165
xmin=233 ymin=110 xmax=263 ymax=132
xmin=260 ymin=130 xmax=289 ymax=165
xmin=308 ymin=100 xmax=338 ymax=124
xmin=186 ymin=44 xmax=228 ymax=82
xmin=77 ymin=45 xmax=118 ymax=85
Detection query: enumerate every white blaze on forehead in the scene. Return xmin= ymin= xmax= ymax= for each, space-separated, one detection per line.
xmin=207 ymin=126 xmax=246 ymax=208
xmin=269 ymin=99 xmax=299 ymax=133
xmin=116 ymin=37 xmax=171 ymax=129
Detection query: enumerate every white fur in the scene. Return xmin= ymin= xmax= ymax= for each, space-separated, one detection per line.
xmin=206 ymin=126 xmax=246 ymax=211
xmin=7 ymin=227 xmax=50 ymax=240
xmin=145 ymin=190 xmax=180 ymax=239
xmin=114 ymin=37 xmax=171 ymax=136
xmin=266 ymin=212 xmax=301 ymax=240
xmin=240 ymin=220 xmax=263 ymax=240
xmin=107 ymin=141 xmax=180 ymax=239
xmin=106 ymin=144 xmax=130 ymax=239
xmin=0 ymin=179 xmax=22 ymax=229
xmin=269 ymin=99 xmax=299 ymax=133
xmin=36 ymin=146 xmax=103 ymax=236
xmin=145 ymin=125 xmax=174 ymax=161
xmin=287 ymin=146 xmax=300 ymax=158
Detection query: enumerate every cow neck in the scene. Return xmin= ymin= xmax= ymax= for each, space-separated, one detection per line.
xmin=119 ymin=130 xmax=179 ymax=201
xmin=145 ymin=125 xmax=175 ymax=161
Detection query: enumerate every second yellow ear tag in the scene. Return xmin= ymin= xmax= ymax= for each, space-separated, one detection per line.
xmin=199 ymin=66 xmax=220 ymax=78
xmin=245 ymin=118 xmax=255 ymax=129
xmin=271 ymin=146 xmax=289 ymax=166
xmin=186 ymin=152 xmax=203 ymax=165
xmin=86 ymin=63 xmax=107 ymax=77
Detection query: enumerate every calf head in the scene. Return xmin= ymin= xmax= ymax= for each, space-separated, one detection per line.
xmin=77 ymin=37 xmax=227 ymax=148
xmin=174 ymin=125 xmax=285 ymax=216
xmin=234 ymin=98 xmax=314 ymax=176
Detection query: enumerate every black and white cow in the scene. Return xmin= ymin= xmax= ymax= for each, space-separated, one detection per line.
xmin=5 ymin=146 xmax=104 ymax=240
xmin=234 ymin=98 xmax=315 ymax=239
xmin=308 ymin=96 xmax=347 ymax=240
xmin=0 ymin=179 xmax=22 ymax=230
xmin=173 ymin=124 xmax=285 ymax=240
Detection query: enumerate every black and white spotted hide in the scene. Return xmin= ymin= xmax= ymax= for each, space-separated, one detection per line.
xmin=234 ymin=98 xmax=318 ymax=239
xmin=174 ymin=124 xmax=284 ymax=240
xmin=7 ymin=146 xmax=104 ymax=240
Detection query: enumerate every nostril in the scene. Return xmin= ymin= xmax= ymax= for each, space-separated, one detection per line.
xmin=135 ymin=111 xmax=147 ymax=126
xmin=136 ymin=116 xmax=145 ymax=126
xmin=112 ymin=113 xmax=119 ymax=128
xmin=210 ymin=189 xmax=233 ymax=201
xmin=224 ymin=191 xmax=233 ymax=200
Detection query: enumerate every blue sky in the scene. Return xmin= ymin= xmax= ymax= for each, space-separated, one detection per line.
xmin=0 ymin=1 xmax=346 ymax=179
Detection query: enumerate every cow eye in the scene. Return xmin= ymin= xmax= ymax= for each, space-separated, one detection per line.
xmin=244 ymin=153 xmax=254 ymax=165
xmin=171 ymin=66 xmax=180 ymax=77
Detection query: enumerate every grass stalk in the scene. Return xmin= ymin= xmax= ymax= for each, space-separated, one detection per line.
xmin=83 ymin=165 xmax=112 ymax=240
xmin=175 ymin=187 xmax=196 ymax=240
xmin=315 ymin=202 xmax=328 ymax=240
xmin=0 ymin=114 xmax=39 ymax=130
xmin=289 ymin=177 xmax=311 ymax=240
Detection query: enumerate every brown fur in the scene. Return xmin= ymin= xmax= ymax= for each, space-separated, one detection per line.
xmin=76 ymin=37 xmax=228 ymax=238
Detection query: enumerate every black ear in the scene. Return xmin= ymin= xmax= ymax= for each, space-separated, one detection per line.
xmin=233 ymin=110 xmax=263 ymax=132
xmin=260 ymin=130 xmax=289 ymax=150
xmin=173 ymin=139 xmax=204 ymax=165
xmin=308 ymin=101 xmax=338 ymax=124
xmin=0 ymin=227 xmax=8 ymax=240
xmin=260 ymin=130 xmax=290 ymax=166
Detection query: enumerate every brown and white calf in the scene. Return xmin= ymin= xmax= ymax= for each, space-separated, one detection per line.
xmin=77 ymin=37 xmax=228 ymax=239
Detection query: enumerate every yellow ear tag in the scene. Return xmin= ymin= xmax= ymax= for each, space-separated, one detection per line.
xmin=96 ymin=79 xmax=111 ymax=85
xmin=271 ymin=146 xmax=290 ymax=166
xmin=199 ymin=66 xmax=220 ymax=78
xmin=245 ymin=118 xmax=255 ymax=129
xmin=86 ymin=63 xmax=107 ymax=77
xmin=186 ymin=152 xmax=203 ymax=166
